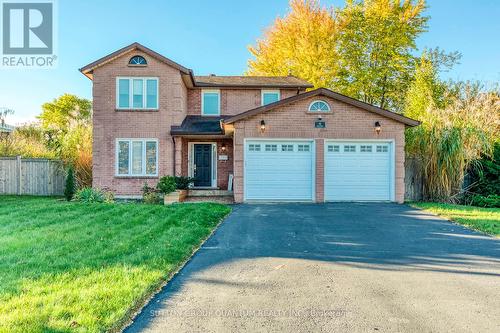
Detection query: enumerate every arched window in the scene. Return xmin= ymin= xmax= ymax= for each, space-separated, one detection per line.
xmin=128 ymin=55 xmax=147 ymax=65
xmin=308 ymin=100 xmax=331 ymax=112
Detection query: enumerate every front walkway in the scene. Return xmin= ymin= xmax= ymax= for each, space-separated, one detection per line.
xmin=125 ymin=203 xmax=500 ymax=333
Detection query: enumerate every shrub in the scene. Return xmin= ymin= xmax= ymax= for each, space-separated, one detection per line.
xmin=174 ymin=176 xmax=194 ymax=190
xmin=142 ymin=182 xmax=161 ymax=204
xmin=64 ymin=165 xmax=76 ymax=201
xmin=74 ymin=187 xmax=114 ymax=203
xmin=470 ymin=194 xmax=500 ymax=208
xmin=156 ymin=176 xmax=177 ymax=194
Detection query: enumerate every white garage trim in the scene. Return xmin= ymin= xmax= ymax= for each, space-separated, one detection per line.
xmin=324 ymin=139 xmax=395 ymax=202
xmin=243 ymin=138 xmax=316 ymax=202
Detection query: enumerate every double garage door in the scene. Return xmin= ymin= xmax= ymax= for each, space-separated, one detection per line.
xmin=244 ymin=140 xmax=393 ymax=201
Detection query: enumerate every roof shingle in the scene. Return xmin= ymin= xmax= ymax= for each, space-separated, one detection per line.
xmin=194 ymin=75 xmax=313 ymax=88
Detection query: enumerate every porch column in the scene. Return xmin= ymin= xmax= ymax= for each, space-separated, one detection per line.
xmin=174 ymin=137 xmax=182 ymax=176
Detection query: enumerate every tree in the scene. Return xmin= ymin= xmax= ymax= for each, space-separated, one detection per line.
xmin=0 ymin=107 xmax=14 ymax=127
xmin=39 ymin=94 xmax=91 ymax=132
xmin=64 ymin=165 xmax=76 ymax=201
xmin=335 ymin=0 xmax=428 ymax=111
xmin=39 ymin=94 xmax=93 ymax=187
xmin=247 ymin=0 xmax=339 ymax=88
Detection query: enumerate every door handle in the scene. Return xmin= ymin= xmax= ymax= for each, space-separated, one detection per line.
xmin=193 ymin=164 xmax=197 ymax=175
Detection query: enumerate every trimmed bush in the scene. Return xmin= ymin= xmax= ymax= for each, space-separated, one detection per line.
xmin=64 ymin=166 xmax=76 ymax=201
xmin=174 ymin=176 xmax=194 ymax=190
xmin=156 ymin=176 xmax=176 ymax=194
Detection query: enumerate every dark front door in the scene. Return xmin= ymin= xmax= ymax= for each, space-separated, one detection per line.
xmin=193 ymin=144 xmax=212 ymax=187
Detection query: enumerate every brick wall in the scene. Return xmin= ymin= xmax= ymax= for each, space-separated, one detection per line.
xmin=187 ymin=88 xmax=301 ymax=115
xmin=92 ymin=50 xmax=187 ymax=196
xmin=232 ymin=96 xmax=406 ymax=203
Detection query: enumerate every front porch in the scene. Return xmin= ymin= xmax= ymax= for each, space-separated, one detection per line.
xmin=171 ymin=115 xmax=234 ymax=202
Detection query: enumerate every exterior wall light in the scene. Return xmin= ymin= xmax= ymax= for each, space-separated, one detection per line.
xmin=374 ymin=121 xmax=381 ymax=134
xmin=221 ymin=143 xmax=226 ymax=152
xmin=260 ymin=120 xmax=266 ymax=132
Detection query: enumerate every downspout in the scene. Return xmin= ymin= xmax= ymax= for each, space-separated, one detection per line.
xmin=172 ymin=136 xmax=176 ymax=176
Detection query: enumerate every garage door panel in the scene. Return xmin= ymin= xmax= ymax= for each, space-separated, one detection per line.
xmin=325 ymin=141 xmax=392 ymax=201
xmin=245 ymin=140 xmax=314 ymax=201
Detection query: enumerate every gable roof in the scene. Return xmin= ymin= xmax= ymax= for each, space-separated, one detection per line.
xmin=194 ymin=75 xmax=313 ymax=88
xmin=224 ymin=88 xmax=421 ymax=127
xmin=79 ymin=42 xmax=193 ymax=79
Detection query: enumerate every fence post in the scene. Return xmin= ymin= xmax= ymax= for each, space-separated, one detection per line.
xmin=16 ymin=155 xmax=22 ymax=195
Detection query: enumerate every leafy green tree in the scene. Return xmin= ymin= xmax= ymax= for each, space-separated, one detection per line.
xmin=335 ymin=0 xmax=428 ymax=111
xmin=247 ymin=0 xmax=339 ymax=88
xmin=39 ymin=94 xmax=91 ymax=132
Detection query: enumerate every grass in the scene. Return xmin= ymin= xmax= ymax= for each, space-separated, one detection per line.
xmin=411 ymin=202 xmax=500 ymax=236
xmin=0 ymin=196 xmax=231 ymax=333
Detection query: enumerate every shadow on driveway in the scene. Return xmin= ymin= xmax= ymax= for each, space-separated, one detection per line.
xmin=125 ymin=203 xmax=500 ymax=332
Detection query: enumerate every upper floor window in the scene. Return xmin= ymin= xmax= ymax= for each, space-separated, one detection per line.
xmin=308 ymin=100 xmax=330 ymax=112
xmin=202 ymin=89 xmax=220 ymax=116
xmin=261 ymin=90 xmax=280 ymax=106
xmin=129 ymin=55 xmax=147 ymax=66
xmin=116 ymin=77 xmax=158 ymax=110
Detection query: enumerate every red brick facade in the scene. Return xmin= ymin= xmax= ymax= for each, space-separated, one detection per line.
xmin=232 ymin=96 xmax=406 ymax=203
xmin=87 ymin=45 xmax=409 ymax=202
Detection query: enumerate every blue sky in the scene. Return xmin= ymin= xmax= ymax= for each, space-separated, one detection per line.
xmin=2 ymin=0 xmax=499 ymax=124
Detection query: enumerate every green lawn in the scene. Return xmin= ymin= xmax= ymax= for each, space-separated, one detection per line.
xmin=0 ymin=196 xmax=231 ymax=333
xmin=411 ymin=202 xmax=500 ymax=236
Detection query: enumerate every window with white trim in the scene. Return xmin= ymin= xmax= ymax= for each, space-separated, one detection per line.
xmin=360 ymin=145 xmax=372 ymax=152
xmin=261 ymin=90 xmax=280 ymax=105
xmin=376 ymin=145 xmax=389 ymax=153
xmin=344 ymin=145 xmax=356 ymax=152
xmin=281 ymin=144 xmax=294 ymax=152
xmin=298 ymin=144 xmax=310 ymax=152
xmin=328 ymin=145 xmax=340 ymax=152
xmin=308 ymin=100 xmax=330 ymax=112
xmin=116 ymin=139 xmax=158 ymax=176
xmin=117 ymin=77 xmax=158 ymax=109
xmin=265 ymin=144 xmax=278 ymax=152
xmin=249 ymin=144 xmax=261 ymax=152
xmin=202 ymin=89 xmax=220 ymax=115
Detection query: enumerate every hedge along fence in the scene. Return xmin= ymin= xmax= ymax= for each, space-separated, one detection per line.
xmin=0 ymin=156 xmax=65 ymax=196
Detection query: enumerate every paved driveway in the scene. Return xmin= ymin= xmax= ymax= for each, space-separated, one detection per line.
xmin=125 ymin=203 xmax=500 ymax=333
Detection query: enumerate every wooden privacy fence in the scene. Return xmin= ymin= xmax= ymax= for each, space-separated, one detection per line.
xmin=0 ymin=156 xmax=66 ymax=196
xmin=405 ymin=157 xmax=424 ymax=201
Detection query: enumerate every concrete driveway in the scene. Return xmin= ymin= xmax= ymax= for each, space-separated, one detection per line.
xmin=125 ymin=203 xmax=500 ymax=333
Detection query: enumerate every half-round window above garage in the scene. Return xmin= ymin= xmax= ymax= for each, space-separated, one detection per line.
xmin=308 ymin=100 xmax=331 ymax=112
xmin=128 ymin=55 xmax=147 ymax=66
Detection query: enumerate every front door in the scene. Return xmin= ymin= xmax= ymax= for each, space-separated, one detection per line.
xmin=193 ymin=144 xmax=212 ymax=187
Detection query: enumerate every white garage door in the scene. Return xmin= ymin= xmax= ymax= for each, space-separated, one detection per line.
xmin=245 ymin=140 xmax=314 ymax=201
xmin=325 ymin=141 xmax=393 ymax=201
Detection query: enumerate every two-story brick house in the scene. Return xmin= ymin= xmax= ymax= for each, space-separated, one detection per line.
xmin=80 ymin=42 xmax=419 ymax=203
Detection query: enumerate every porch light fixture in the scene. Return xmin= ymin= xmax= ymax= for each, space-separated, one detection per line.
xmin=374 ymin=121 xmax=381 ymax=134
xmin=260 ymin=120 xmax=266 ymax=132
xmin=221 ymin=143 xmax=226 ymax=152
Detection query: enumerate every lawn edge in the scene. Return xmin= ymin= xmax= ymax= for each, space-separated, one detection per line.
xmin=408 ymin=203 xmax=499 ymax=238
xmin=111 ymin=204 xmax=233 ymax=333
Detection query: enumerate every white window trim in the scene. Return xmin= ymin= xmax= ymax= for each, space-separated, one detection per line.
xmin=116 ymin=77 xmax=159 ymax=110
xmin=308 ymin=100 xmax=331 ymax=112
xmin=201 ymin=89 xmax=221 ymax=116
xmin=115 ymin=138 xmax=159 ymax=177
xmin=261 ymin=89 xmax=280 ymax=106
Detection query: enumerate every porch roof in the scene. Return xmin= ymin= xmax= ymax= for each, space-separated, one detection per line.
xmin=171 ymin=116 xmax=231 ymax=136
